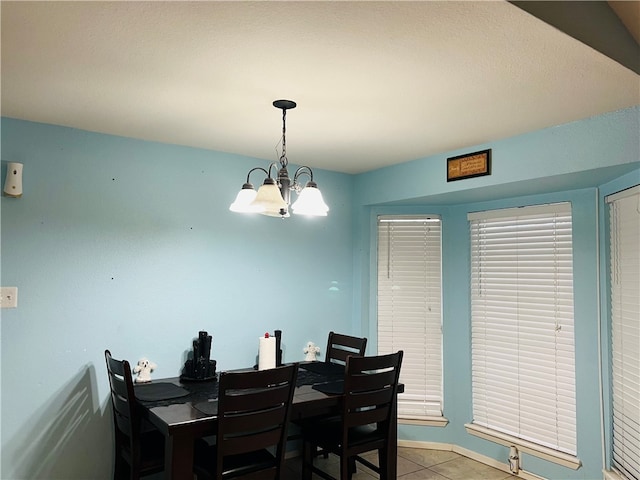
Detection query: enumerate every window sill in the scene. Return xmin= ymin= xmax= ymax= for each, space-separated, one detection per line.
xmin=604 ymin=469 xmax=627 ymax=480
xmin=465 ymin=423 xmax=581 ymax=470
xmin=400 ymin=416 xmax=449 ymax=427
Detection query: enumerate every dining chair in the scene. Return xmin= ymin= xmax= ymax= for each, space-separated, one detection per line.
xmin=325 ymin=331 xmax=368 ymax=366
xmin=299 ymin=332 xmax=368 ymax=461
xmin=193 ymin=363 xmax=299 ymax=479
xmin=104 ymin=349 xmax=165 ymax=480
xmin=301 ymin=351 xmax=404 ymax=480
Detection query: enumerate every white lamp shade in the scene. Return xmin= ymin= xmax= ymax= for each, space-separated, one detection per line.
xmin=291 ymin=184 xmax=329 ymax=216
xmin=229 ymin=187 xmax=262 ymax=213
xmin=251 ymin=182 xmax=288 ymax=216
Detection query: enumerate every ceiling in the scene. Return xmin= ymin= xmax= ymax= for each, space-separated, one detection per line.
xmin=1 ymin=1 xmax=639 ymax=175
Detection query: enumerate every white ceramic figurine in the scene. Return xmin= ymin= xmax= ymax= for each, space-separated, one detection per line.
xmin=304 ymin=341 xmax=321 ymax=361
xmin=133 ymin=358 xmax=157 ymax=383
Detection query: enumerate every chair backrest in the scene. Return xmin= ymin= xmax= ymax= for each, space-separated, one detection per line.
xmin=215 ymin=364 xmax=298 ymax=478
xmin=342 ymin=351 xmax=403 ymax=443
xmin=105 ymin=350 xmax=142 ymax=464
xmin=325 ymin=331 xmax=368 ymax=366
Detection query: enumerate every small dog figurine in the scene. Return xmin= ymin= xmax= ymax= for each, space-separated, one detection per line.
xmin=133 ymin=358 xmax=157 ymax=383
xmin=304 ymin=342 xmax=320 ymax=362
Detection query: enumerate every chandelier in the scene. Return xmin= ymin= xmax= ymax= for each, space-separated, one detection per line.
xmin=229 ymin=100 xmax=329 ymax=218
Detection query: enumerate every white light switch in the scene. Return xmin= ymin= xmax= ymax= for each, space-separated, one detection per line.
xmin=0 ymin=287 xmax=18 ymax=308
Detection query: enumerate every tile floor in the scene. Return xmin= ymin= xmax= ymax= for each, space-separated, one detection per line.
xmin=276 ymin=447 xmax=516 ymax=479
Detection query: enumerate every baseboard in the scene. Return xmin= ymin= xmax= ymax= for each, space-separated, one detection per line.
xmin=397 ymin=440 xmax=547 ymax=480
xmin=398 ymin=439 xmax=454 ymax=452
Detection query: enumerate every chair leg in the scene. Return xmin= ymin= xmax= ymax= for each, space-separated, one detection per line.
xmin=340 ymin=455 xmax=351 ymax=480
xmin=302 ymin=440 xmax=314 ymax=480
xmin=322 ymin=444 xmax=329 ymax=459
xmin=130 ymin=465 xmax=141 ymax=480
xmin=348 ymin=456 xmax=357 ymax=476
xmin=113 ymin=455 xmax=127 ymax=480
xmin=378 ymin=448 xmax=388 ymax=480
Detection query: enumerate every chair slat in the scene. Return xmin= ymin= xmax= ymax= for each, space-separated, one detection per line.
xmin=347 ymin=405 xmax=390 ymax=427
xmin=348 ymin=388 xmax=393 ymax=411
xmin=222 ymin=427 xmax=282 ymax=456
xmin=223 ymin=405 xmax=287 ymax=434
xmin=348 ymin=369 xmax=396 ymax=391
xmin=325 ymin=331 xmax=368 ymax=365
xmin=220 ymin=384 xmax=291 ymax=413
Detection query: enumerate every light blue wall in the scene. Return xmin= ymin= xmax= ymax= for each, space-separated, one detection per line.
xmin=1 ymin=105 xmax=638 ymax=479
xmin=0 ymin=118 xmax=354 ymax=479
xmin=353 ymin=106 xmax=640 ymax=480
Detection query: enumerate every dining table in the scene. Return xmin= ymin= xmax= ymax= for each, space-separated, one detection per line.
xmin=134 ymin=361 xmax=401 ymax=480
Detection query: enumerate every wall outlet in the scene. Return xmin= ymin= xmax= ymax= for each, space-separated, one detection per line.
xmin=0 ymin=287 xmax=18 ymax=308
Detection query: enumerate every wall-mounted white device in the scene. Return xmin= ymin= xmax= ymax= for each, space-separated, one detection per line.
xmin=4 ymin=162 xmax=23 ymax=197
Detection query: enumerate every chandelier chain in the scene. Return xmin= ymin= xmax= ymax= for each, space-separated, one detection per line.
xmin=280 ymin=108 xmax=288 ymax=167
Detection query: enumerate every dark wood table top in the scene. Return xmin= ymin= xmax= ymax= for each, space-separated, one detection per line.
xmin=135 ymin=362 xmax=345 ymax=435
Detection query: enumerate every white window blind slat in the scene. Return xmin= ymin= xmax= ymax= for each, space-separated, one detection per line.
xmin=470 ymin=203 xmax=577 ymax=456
xmin=377 ymin=215 xmax=443 ymax=419
xmin=609 ymin=188 xmax=640 ymax=480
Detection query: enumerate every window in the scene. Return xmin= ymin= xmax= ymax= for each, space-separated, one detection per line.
xmin=607 ymin=186 xmax=640 ymax=480
xmin=377 ymin=215 xmax=443 ymax=419
xmin=468 ymin=203 xmax=577 ymax=456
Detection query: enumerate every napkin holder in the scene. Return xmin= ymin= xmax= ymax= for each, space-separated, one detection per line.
xmin=181 ymin=330 xmax=217 ymax=382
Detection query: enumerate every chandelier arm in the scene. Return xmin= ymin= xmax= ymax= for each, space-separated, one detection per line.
xmin=267 ymin=162 xmax=279 ymax=179
xmin=292 ymin=166 xmax=314 ymax=190
xmin=245 ymin=167 xmax=270 ymax=183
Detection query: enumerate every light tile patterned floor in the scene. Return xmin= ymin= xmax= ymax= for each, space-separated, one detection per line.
xmin=279 ymin=447 xmax=515 ymax=479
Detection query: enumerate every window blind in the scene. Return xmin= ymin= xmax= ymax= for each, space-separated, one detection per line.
xmin=607 ymin=186 xmax=640 ymax=480
xmin=377 ymin=215 xmax=443 ymax=418
xmin=469 ymin=203 xmax=577 ymax=455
